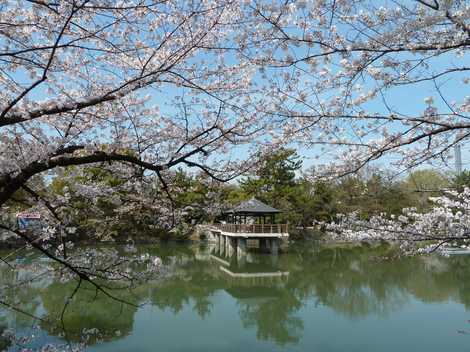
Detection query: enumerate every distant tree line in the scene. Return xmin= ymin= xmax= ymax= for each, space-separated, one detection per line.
xmin=222 ymin=149 xmax=465 ymax=237
xmin=4 ymin=148 xmax=468 ymax=241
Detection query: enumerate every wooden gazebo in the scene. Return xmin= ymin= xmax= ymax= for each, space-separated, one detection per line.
xmin=224 ymin=198 xmax=280 ymax=225
xmin=209 ymin=198 xmax=288 ymax=256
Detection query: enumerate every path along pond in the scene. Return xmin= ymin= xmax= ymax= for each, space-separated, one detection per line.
xmin=2 ymin=242 xmax=470 ymax=351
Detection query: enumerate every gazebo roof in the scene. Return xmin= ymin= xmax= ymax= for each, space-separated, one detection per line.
xmin=225 ymin=198 xmax=280 ymax=214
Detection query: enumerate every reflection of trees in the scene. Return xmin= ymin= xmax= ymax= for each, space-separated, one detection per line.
xmin=146 ymin=243 xmax=220 ymax=317
xmin=293 ymin=246 xmax=411 ymax=318
xmin=0 ymin=264 xmax=44 ymax=328
xmin=38 ymin=244 xmax=470 ymax=347
xmin=149 ymin=259 xmax=220 ymax=318
xmin=237 ymin=288 xmax=303 ymax=345
xmin=284 ymin=244 xmax=470 ymax=319
xmin=37 ymin=244 xmax=218 ymax=344
xmin=5 ymin=243 xmax=470 ymax=349
xmin=0 ymin=324 xmax=11 ymax=351
xmin=150 ymin=248 xmax=305 ymax=345
xmin=415 ymin=255 xmax=470 ymax=309
xmin=39 ymin=280 xmax=140 ymax=343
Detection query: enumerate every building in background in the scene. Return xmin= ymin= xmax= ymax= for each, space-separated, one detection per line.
xmin=16 ymin=212 xmax=42 ymax=230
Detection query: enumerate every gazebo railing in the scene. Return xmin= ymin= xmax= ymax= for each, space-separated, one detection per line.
xmin=213 ymin=223 xmax=288 ymax=234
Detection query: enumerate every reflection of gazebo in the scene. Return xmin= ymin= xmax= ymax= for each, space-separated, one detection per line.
xmin=209 ymin=252 xmax=289 ymax=288
xmin=224 ymin=198 xmax=280 ymax=224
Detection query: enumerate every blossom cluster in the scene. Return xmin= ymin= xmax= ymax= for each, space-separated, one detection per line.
xmin=321 ymin=188 xmax=470 ymax=254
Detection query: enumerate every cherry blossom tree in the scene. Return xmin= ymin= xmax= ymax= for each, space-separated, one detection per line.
xmin=0 ymin=1 xmax=272 ymax=344
xmin=0 ymin=0 xmax=273 ymax=209
xmin=321 ymin=187 xmax=470 ymax=254
xmin=229 ymin=0 xmax=469 ymax=252
xmin=247 ymin=0 xmax=469 ymax=176
xmin=2 ymin=0 xmax=469 ymax=236
xmin=0 ymin=0 xmax=469 ymax=346
xmin=0 ymin=0 xmax=271 ymax=281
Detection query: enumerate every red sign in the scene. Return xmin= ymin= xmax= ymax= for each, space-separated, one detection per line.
xmin=16 ymin=212 xmax=41 ymax=219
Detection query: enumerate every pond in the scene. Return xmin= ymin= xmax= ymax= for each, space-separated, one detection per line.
xmin=2 ymin=242 xmax=470 ymax=351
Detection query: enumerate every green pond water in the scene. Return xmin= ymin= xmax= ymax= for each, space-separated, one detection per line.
xmin=2 ymin=242 xmax=470 ymax=351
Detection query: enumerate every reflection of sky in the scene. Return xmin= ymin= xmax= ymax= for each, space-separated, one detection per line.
xmin=92 ymin=292 xmax=282 ymax=352
xmin=87 ymin=292 xmax=470 ymax=352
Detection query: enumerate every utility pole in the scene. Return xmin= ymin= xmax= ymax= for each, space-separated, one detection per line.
xmin=455 ymin=144 xmax=462 ymax=175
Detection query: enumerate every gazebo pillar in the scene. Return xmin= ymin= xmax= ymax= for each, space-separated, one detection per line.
xmin=260 ymin=238 xmax=270 ymax=252
xmin=224 ymin=235 xmax=229 ymax=256
xmin=226 ymin=236 xmax=236 ymax=256
xmin=237 ymin=238 xmax=247 ymax=257
xmin=270 ymin=238 xmax=279 ymax=255
xmin=220 ymin=235 xmax=226 ymax=255
xmin=237 ymin=251 xmax=247 ymax=266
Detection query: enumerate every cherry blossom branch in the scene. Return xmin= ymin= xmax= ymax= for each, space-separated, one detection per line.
xmin=0 ymin=1 xmax=85 ymax=120
xmin=0 ymin=223 xmax=139 ymax=307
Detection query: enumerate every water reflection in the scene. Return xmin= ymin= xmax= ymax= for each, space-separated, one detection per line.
xmin=208 ymin=245 xmax=299 ymax=345
xmin=39 ymin=281 xmax=139 ymax=343
xmin=2 ymin=243 xmax=470 ymax=350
